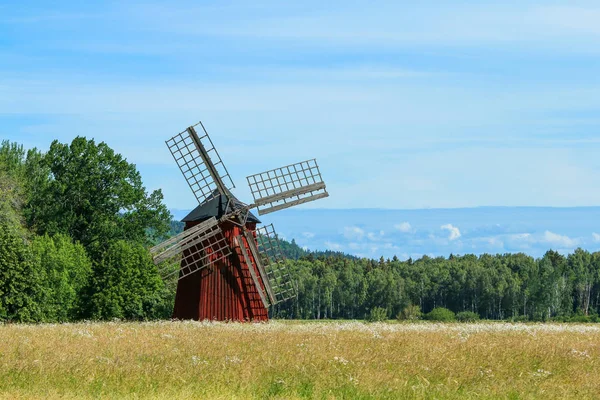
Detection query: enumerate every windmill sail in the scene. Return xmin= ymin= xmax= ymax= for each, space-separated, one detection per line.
xmin=233 ymin=235 xmax=271 ymax=309
xmin=166 ymin=122 xmax=235 ymax=204
xmin=256 ymin=224 xmax=296 ymax=303
xmin=149 ymin=217 xmax=231 ymax=280
xmin=247 ymin=159 xmax=328 ymax=215
xmin=242 ymin=230 xmax=276 ymax=305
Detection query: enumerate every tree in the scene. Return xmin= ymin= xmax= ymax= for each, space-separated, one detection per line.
xmin=85 ymin=240 xmax=168 ymax=320
xmin=569 ymin=249 xmax=594 ymax=316
xmin=30 ymin=234 xmax=92 ymax=322
xmin=0 ymin=172 xmax=23 ymax=230
xmin=25 ymin=137 xmax=171 ymax=257
xmin=0 ymin=140 xmax=26 ymax=178
xmin=0 ymin=142 xmax=27 ymax=230
xmin=0 ymin=221 xmax=42 ymax=322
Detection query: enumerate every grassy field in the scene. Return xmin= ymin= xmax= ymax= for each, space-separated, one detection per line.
xmin=1 ymin=321 xmax=599 ymax=399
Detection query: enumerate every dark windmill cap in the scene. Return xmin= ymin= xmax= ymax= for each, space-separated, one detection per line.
xmin=182 ymin=190 xmax=261 ymax=224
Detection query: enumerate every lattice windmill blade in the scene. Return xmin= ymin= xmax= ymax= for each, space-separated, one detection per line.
xmin=150 ymin=217 xmax=232 ymax=281
xmin=233 ymin=235 xmax=271 ymax=309
xmin=241 ymin=230 xmax=276 ymax=305
xmin=166 ymin=121 xmax=235 ymax=205
xmin=256 ymin=224 xmax=297 ymax=304
xmin=247 ymin=159 xmax=328 ymax=216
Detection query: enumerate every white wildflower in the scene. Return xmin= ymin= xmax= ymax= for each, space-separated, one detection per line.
xmin=532 ymin=369 xmax=552 ymax=378
xmin=333 ymin=356 xmax=349 ymax=365
xmin=478 ymin=367 xmax=494 ymax=378
xmin=225 ymin=355 xmax=242 ymax=364
xmin=570 ymin=349 xmax=591 ymax=359
xmin=191 ymin=356 xmax=209 ymax=366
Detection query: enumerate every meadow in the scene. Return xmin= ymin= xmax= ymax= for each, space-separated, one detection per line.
xmin=1 ymin=321 xmax=599 ymax=399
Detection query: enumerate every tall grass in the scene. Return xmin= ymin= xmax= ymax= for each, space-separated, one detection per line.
xmin=1 ymin=321 xmax=599 ymax=399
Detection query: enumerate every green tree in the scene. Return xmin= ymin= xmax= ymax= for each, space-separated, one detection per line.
xmin=0 ymin=172 xmax=23 ymax=229
xmin=0 ymin=222 xmax=42 ymax=322
xmin=30 ymin=234 xmax=92 ymax=322
xmin=425 ymin=307 xmax=456 ymax=322
xmin=25 ymin=137 xmax=171 ymax=257
xmin=0 ymin=141 xmax=26 ymax=178
xmin=85 ymin=240 xmax=167 ymax=320
xmin=568 ymin=249 xmax=593 ymax=315
xmin=0 ymin=142 xmax=27 ymax=229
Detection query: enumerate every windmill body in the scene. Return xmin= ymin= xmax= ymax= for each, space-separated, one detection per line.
xmin=173 ymin=193 xmax=267 ymax=321
xmin=150 ymin=122 xmax=329 ymax=321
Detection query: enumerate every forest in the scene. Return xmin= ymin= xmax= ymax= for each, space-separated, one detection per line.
xmin=1 ymin=138 xmax=600 ymax=323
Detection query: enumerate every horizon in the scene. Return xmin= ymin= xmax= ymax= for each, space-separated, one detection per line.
xmin=171 ymin=206 xmax=600 ymax=260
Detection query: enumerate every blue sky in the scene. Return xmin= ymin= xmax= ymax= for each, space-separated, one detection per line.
xmin=2 ymin=1 xmax=599 ymax=256
xmin=255 ymin=207 xmax=600 ymax=259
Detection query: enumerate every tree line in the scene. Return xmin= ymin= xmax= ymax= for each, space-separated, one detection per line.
xmin=2 ymin=138 xmax=600 ymax=323
xmin=275 ymin=248 xmax=600 ymax=322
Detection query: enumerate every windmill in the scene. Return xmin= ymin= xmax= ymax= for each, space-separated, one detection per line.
xmin=150 ymin=121 xmax=329 ymax=321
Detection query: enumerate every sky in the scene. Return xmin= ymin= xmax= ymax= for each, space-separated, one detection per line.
xmin=1 ymin=1 xmax=599 ymax=257
xmin=252 ymin=207 xmax=600 ymax=259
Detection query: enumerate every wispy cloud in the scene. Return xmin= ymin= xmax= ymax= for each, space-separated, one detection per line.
xmin=343 ymin=226 xmax=365 ymax=240
xmin=367 ymin=231 xmax=385 ymax=241
xmin=324 ymin=241 xmax=343 ymax=251
xmin=592 ymin=233 xmax=600 ymax=243
xmin=542 ymin=230 xmax=579 ymax=248
xmin=441 ymin=224 xmax=461 ymax=241
xmin=394 ymin=222 xmax=413 ymax=233
xmin=126 ymin=3 xmax=600 ymax=52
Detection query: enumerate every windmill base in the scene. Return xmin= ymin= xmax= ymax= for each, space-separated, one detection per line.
xmin=172 ymin=221 xmax=269 ymax=322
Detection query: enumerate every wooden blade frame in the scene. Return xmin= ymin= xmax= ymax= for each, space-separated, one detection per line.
xmin=256 ymin=224 xmax=296 ymax=303
xmin=166 ymin=122 xmax=234 ymax=205
xmin=150 ymin=217 xmax=232 ymax=281
xmin=233 ymin=235 xmax=271 ymax=309
xmin=247 ymin=159 xmax=328 ymax=216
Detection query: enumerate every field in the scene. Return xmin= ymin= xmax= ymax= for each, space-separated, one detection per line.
xmin=1 ymin=321 xmax=599 ymax=399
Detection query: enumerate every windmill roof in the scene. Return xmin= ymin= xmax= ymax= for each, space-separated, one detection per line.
xmin=182 ymin=192 xmax=261 ymax=224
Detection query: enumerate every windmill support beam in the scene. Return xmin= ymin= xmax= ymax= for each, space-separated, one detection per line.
xmin=187 ymin=125 xmax=230 ymax=198
xmin=254 ymin=182 xmax=327 ymax=207
xmin=257 ymin=192 xmax=329 ymax=216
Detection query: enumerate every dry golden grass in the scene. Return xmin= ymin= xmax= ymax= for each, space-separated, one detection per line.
xmin=1 ymin=321 xmax=599 ymax=399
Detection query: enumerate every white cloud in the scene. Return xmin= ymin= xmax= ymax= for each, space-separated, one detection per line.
xmin=302 ymin=232 xmax=315 ymax=239
xmin=542 ymin=231 xmax=578 ymax=248
xmin=394 ymin=222 xmax=413 ymax=233
xmin=441 ymin=224 xmax=461 ymax=241
xmin=324 ymin=241 xmax=343 ymax=251
xmin=343 ymin=226 xmax=365 ymax=240
xmin=509 ymin=233 xmax=532 ymax=240
xmin=367 ymin=231 xmax=386 ymax=241
xmin=592 ymin=233 xmax=600 ymax=243
xmin=487 ymin=237 xmax=504 ymax=248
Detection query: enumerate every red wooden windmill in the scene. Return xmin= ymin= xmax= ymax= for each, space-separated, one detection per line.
xmin=150 ymin=122 xmax=329 ymax=321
